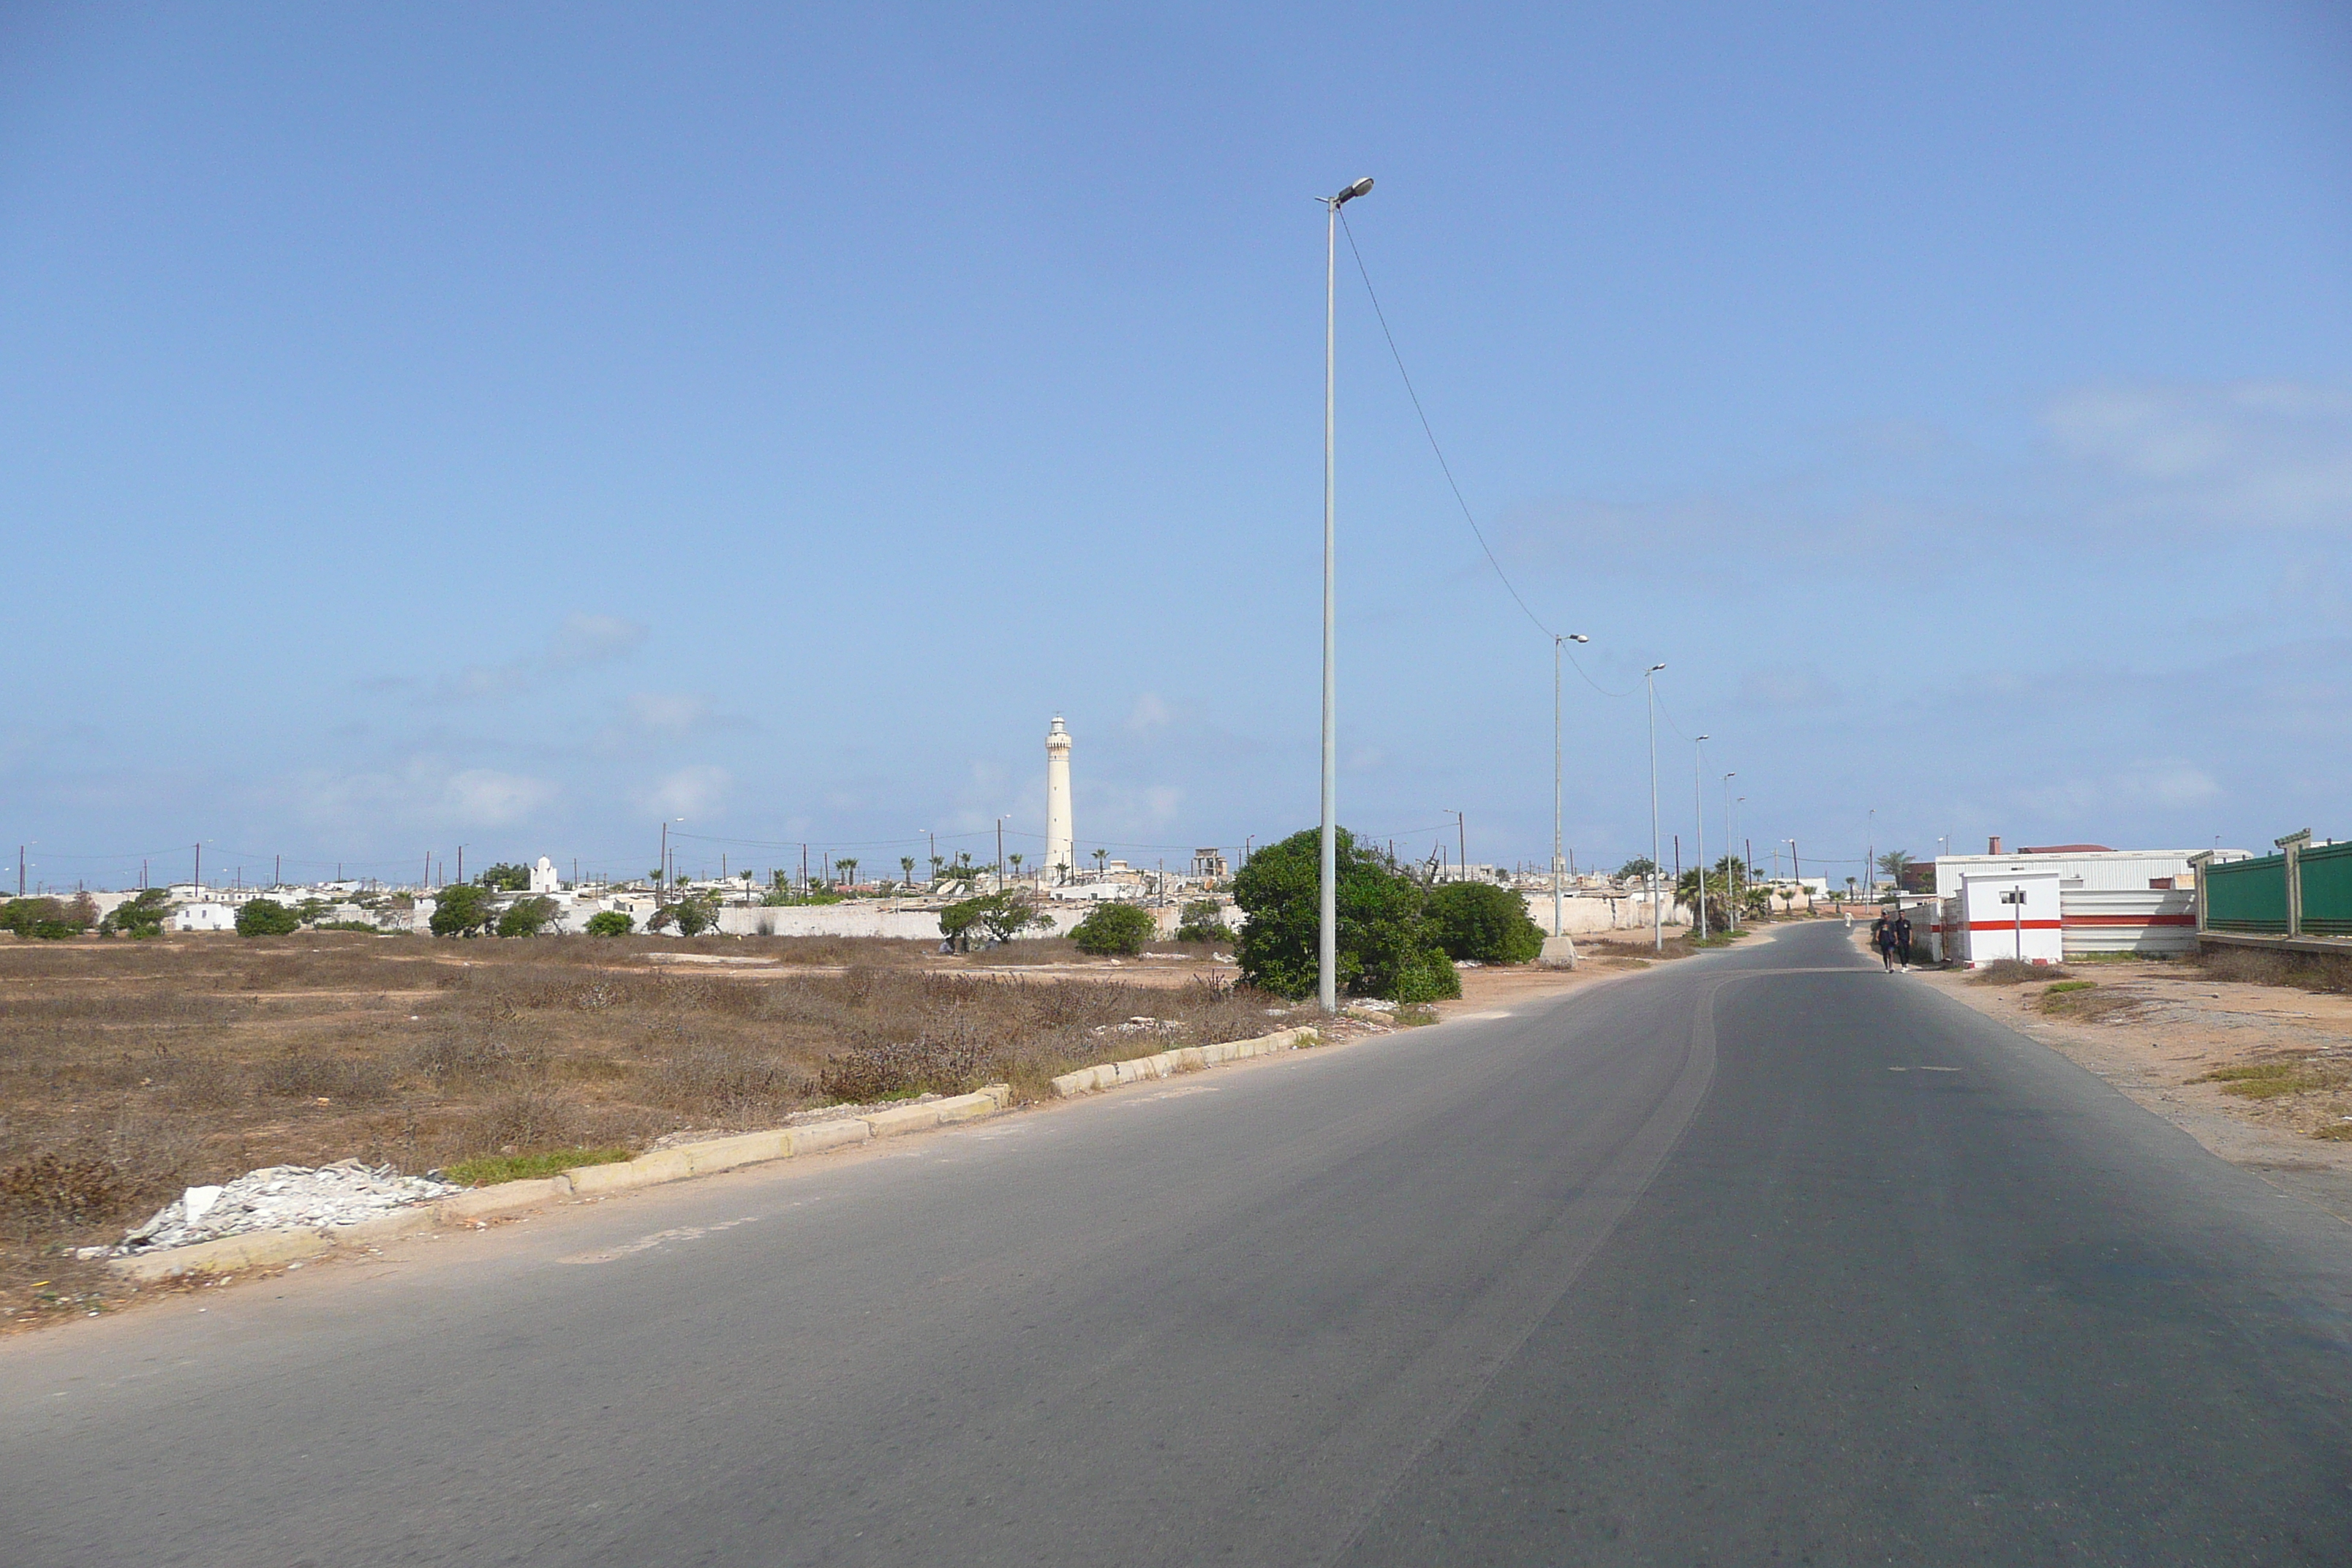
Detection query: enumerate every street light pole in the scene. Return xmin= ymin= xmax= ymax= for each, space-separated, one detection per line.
xmin=1645 ymin=663 xmax=1667 ymax=951
xmin=1553 ymin=633 xmax=1588 ymax=941
xmin=1319 ymin=174 xmax=1373 ymax=1014
xmin=1722 ymin=772 xmax=1738 ymax=930
xmin=1692 ymin=735 xmax=1710 ymax=940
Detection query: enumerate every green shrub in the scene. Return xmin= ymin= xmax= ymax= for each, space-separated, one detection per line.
xmin=429 ymin=883 xmax=494 ymax=937
xmin=1232 ymin=827 xmax=1458 ymax=1002
xmin=477 ymin=862 xmax=532 ymax=892
xmin=1 ymin=896 xmax=88 ymax=938
xmin=235 ymin=897 xmax=301 ymax=937
xmin=1426 ymin=881 xmax=1544 ymax=964
xmin=496 ymin=895 xmax=559 ymax=938
xmin=99 ymin=889 xmax=170 ymax=938
xmin=1071 ymin=901 xmax=1156 ymax=955
xmin=940 ymin=890 xmax=1050 ymax=949
xmin=584 ymin=910 xmax=634 ymax=937
xmin=1174 ymin=899 xmax=1237 ymax=943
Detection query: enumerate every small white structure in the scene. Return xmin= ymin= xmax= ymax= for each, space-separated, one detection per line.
xmin=1935 ymin=869 xmax=2063 ymax=968
xmin=173 ymin=902 xmax=235 ymax=932
xmin=529 ymin=856 xmax=559 ymax=894
xmin=1045 ymin=715 xmax=1074 ymax=884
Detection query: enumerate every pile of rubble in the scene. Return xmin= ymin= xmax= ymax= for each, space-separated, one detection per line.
xmin=118 ymin=1161 xmax=456 ymax=1254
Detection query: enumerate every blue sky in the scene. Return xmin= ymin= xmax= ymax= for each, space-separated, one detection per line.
xmin=4 ymin=1 xmax=2350 ymax=891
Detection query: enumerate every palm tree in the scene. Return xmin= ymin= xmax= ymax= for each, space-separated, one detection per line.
xmin=837 ymin=856 xmax=859 ymax=889
xmin=1876 ymin=850 xmax=1915 ymax=884
xmin=1093 ymin=848 xmax=1109 ymax=877
xmin=900 ymin=856 xmax=916 ymax=886
xmin=1009 ymin=852 xmax=1025 ymax=881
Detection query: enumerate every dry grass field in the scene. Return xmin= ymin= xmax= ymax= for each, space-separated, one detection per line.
xmin=0 ymin=930 xmax=1291 ymax=1325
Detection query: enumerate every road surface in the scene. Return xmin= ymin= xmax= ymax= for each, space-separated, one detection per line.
xmin=5 ymin=921 xmax=2349 ymax=1564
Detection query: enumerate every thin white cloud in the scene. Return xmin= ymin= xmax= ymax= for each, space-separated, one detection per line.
xmin=1128 ymin=693 xmax=1173 ymax=734
xmin=2043 ymin=381 xmax=2352 ymax=529
xmin=288 ymin=757 xmax=559 ymax=832
xmin=415 ymin=612 xmax=650 ymax=704
xmin=641 ymin=765 xmax=731 ymax=818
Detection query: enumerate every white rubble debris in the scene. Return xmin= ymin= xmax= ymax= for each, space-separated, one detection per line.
xmin=118 ymin=1160 xmax=456 ymax=1254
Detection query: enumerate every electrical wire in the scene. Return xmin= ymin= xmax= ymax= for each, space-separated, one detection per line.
xmin=1338 ymin=209 xmax=1558 ymax=643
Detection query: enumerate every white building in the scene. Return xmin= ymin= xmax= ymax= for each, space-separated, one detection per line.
xmin=1928 ymin=842 xmax=2204 ymax=960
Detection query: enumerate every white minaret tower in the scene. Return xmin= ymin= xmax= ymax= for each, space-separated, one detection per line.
xmin=1044 ymin=715 xmax=1074 ymax=883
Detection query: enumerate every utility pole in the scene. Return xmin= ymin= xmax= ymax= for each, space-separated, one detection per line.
xmin=1319 ymin=174 xmax=1373 ymax=1014
xmin=1790 ymin=840 xmax=1803 ymax=912
xmin=194 ymin=843 xmax=201 ymax=893
xmin=456 ymin=846 xmax=464 ymax=885
xmin=997 ymin=817 xmax=1006 ymax=885
xmin=18 ymin=845 xmax=24 ymax=897
xmin=1453 ymin=812 xmax=1466 ymax=878
xmin=1692 ymin=736 xmax=1710 ymax=940
xmin=274 ymin=853 xmax=281 ymax=889
xmin=802 ymin=843 xmax=810 ymax=894
xmin=1645 ymin=663 xmax=1667 ymax=951
xmin=1722 ymin=774 xmax=1738 ymax=931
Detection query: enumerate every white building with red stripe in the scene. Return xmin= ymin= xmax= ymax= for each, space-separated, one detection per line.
xmin=1921 ymin=841 xmax=2200 ymax=965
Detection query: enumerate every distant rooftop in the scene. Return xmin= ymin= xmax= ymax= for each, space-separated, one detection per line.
xmin=2018 ymin=843 xmax=2116 ymax=854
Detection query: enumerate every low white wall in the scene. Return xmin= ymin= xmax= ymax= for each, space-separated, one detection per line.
xmin=1520 ymin=891 xmax=1692 ymax=935
xmin=712 ymin=902 xmax=1090 ymax=941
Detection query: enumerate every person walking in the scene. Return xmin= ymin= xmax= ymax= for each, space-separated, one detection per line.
xmin=1872 ymin=911 xmax=1896 ymax=970
xmin=1893 ymin=909 xmax=1914 ymax=970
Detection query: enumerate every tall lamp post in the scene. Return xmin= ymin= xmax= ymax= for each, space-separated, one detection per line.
xmin=1692 ymin=735 xmax=1711 ymax=939
xmin=1553 ymin=633 xmax=1589 ymax=941
xmin=1645 ymin=663 xmax=1667 ymax=951
xmin=1318 ymin=174 xmax=1373 ymax=1014
xmin=1722 ymin=772 xmax=1738 ymax=930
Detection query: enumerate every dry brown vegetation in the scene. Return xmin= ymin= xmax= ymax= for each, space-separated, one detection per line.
xmin=2195 ymin=943 xmax=2352 ymax=995
xmin=0 ymin=930 xmax=1290 ymax=1325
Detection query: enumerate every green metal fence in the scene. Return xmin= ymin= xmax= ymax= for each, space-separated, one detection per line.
xmin=2204 ymin=853 xmax=2288 ymax=932
xmin=2303 ymin=841 xmax=2352 ymax=937
xmin=2202 ymin=837 xmax=2352 ymax=938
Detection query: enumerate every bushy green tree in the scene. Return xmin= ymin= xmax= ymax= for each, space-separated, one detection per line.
xmin=429 ymin=883 xmax=494 ymax=936
xmin=1174 ymin=899 xmax=1236 ymax=943
xmin=1617 ymin=856 xmax=1657 ymax=882
xmin=940 ymin=889 xmax=1050 ymax=949
xmin=478 ymin=862 xmax=532 ymax=892
xmin=235 ymin=897 xmax=301 ymax=937
xmin=1 ymin=896 xmax=86 ymax=940
xmin=496 ymin=895 xmax=559 ymax=937
xmin=1232 ymin=828 xmax=1459 ymax=1003
xmin=1071 ymin=900 xmax=1156 ymax=955
xmin=1426 ymin=881 xmax=1545 ymax=964
xmin=99 ymin=889 xmax=170 ymax=938
xmin=584 ymin=910 xmax=634 ymax=937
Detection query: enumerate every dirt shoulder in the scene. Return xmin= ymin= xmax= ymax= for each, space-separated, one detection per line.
xmin=1894 ymin=935 xmax=2352 ymax=1222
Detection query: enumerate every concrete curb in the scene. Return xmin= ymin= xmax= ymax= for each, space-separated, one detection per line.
xmin=108 ymin=1084 xmax=1015 ymax=1281
xmin=1049 ymin=1026 xmax=1316 ymax=1098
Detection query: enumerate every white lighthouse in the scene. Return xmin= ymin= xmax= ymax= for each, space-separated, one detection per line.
xmin=1045 ymin=715 xmax=1074 ymax=884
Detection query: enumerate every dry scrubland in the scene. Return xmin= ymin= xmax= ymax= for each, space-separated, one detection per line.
xmin=1943 ymin=944 xmax=2352 ymax=1143
xmin=0 ymin=931 xmax=1286 ymax=1322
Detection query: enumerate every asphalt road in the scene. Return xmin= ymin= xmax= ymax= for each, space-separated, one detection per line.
xmin=6 ymin=921 xmax=2351 ymax=1565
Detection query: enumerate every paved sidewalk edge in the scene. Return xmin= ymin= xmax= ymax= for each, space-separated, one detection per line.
xmin=108 ymin=1083 xmax=1014 ymax=1281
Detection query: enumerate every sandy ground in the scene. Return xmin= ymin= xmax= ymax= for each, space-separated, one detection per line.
xmin=1885 ymin=933 xmax=2352 ymax=1221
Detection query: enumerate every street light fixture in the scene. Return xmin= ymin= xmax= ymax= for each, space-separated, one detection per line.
xmin=1319 ymin=174 xmax=1373 ymax=1014
xmin=1553 ymin=633 xmax=1588 ymax=944
xmin=1645 ymin=663 xmax=1667 ymax=951
xmin=1692 ymin=735 xmax=1710 ymax=940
